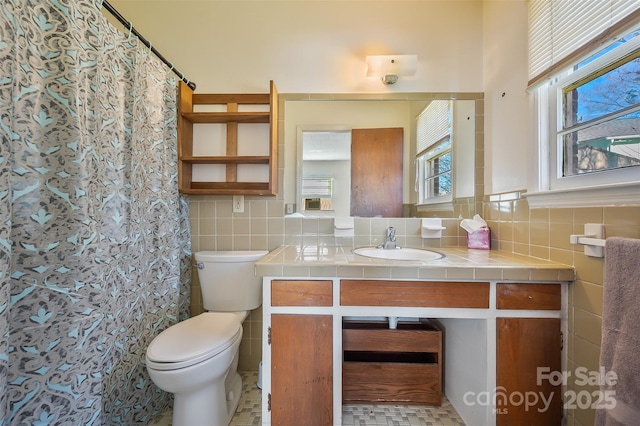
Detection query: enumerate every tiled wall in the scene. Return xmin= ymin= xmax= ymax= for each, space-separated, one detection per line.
xmin=188 ymin=197 xmax=281 ymax=370
xmin=482 ymin=192 xmax=640 ymax=426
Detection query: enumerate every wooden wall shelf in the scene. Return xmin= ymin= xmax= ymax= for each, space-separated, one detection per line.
xmin=181 ymin=112 xmax=270 ymax=124
xmin=180 ymin=156 xmax=271 ymax=164
xmin=177 ymin=81 xmax=278 ymax=195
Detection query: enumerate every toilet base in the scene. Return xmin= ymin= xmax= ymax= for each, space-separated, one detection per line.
xmin=226 ymin=371 xmax=243 ymax=421
xmin=172 ymin=370 xmax=242 ymax=426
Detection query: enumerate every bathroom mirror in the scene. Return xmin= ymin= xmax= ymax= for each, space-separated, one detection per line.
xmin=281 ymin=93 xmax=483 ymax=218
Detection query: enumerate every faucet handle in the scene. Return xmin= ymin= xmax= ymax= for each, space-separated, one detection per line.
xmin=380 ymin=226 xmax=398 ymax=249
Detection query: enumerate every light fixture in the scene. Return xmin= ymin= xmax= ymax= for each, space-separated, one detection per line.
xmin=365 ymin=55 xmax=418 ymax=85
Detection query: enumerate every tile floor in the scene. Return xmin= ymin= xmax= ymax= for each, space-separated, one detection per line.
xmin=149 ymin=371 xmax=466 ymax=426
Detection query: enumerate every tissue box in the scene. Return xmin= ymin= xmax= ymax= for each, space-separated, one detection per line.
xmin=467 ymin=227 xmax=490 ymax=250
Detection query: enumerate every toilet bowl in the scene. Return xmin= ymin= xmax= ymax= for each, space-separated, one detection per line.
xmin=145 ymin=250 xmax=268 ymax=426
xmin=146 ymin=312 xmax=245 ymax=426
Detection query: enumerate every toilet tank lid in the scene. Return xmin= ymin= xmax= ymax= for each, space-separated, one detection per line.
xmin=195 ymin=250 xmax=269 ymax=262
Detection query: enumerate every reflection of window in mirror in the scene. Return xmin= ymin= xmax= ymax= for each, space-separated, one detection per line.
xmin=301 ymin=177 xmax=333 ymax=211
xmin=416 ymin=100 xmax=475 ymax=207
xmin=417 ymin=101 xmax=453 ymax=204
xmin=300 ymin=131 xmax=351 ymax=217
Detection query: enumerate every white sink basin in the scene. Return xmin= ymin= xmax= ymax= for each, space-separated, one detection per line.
xmin=353 ymin=246 xmax=445 ymax=261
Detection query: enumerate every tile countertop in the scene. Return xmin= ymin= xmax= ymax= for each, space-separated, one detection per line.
xmin=255 ymin=245 xmax=575 ymax=282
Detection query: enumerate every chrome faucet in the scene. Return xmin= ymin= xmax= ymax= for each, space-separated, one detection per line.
xmin=381 ymin=227 xmax=397 ymax=250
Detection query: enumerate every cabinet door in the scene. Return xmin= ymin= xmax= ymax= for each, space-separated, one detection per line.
xmin=497 ymin=318 xmax=562 ymax=425
xmin=271 ymin=314 xmax=333 ymax=426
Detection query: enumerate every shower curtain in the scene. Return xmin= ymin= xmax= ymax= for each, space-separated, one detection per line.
xmin=0 ymin=0 xmax=192 ymax=424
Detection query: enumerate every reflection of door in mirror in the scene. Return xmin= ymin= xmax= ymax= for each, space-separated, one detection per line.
xmin=351 ymin=128 xmax=403 ymax=217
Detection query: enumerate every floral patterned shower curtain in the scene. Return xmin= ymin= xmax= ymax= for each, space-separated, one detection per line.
xmin=0 ymin=0 xmax=192 ymax=424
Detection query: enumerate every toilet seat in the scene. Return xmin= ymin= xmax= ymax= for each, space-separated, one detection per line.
xmin=146 ymin=312 xmax=242 ymax=371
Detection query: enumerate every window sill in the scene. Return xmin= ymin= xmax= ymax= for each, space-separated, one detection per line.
xmin=524 ymin=182 xmax=640 ymax=208
xmin=415 ymin=201 xmax=454 ymax=212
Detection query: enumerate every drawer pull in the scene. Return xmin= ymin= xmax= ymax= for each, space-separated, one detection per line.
xmin=527 ymin=295 xmax=533 ymax=300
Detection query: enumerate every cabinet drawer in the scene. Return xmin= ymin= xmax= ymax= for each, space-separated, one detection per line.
xmin=343 ymin=362 xmax=441 ymax=405
xmin=340 ymin=280 xmax=489 ymax=308
xmin=342 ymin=319 xmax=442 ymax=405
xmin=271 ymin=280 xmax=333 ymax=306
xmin=343 ymin=320 xmax=441 ymax=353
xmin=497 ymin=283 xmax=561 ymax=310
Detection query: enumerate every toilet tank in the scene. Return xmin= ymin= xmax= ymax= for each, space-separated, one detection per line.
xmin=194 ymin=250 xmax=269 ymax=312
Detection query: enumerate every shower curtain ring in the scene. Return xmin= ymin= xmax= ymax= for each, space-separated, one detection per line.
xmin=168 ymin=62 xmax=174 ymax=72
xmin=149 ymin=42 xmax=152 ymax=55
xmin=127 ymin=22 xmax=133 ymax=39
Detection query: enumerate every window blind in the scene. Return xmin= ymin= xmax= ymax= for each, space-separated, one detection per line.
xmin=528 ymin=0 xmax=640 ymax=89
xmin=301 ymin=177 xmax=333 ymax=196
xmin=416 ymin=100 xmax=451 ymax=155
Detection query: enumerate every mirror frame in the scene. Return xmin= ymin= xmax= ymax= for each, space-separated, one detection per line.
xmin=279 ymin=92 xmax=484 ymax=218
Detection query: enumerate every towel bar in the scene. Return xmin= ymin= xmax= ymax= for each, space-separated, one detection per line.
xmin=570 ymin=223 xmax=605 ymax=258
xmin=571 ymin=236 xmax=605 ymax=247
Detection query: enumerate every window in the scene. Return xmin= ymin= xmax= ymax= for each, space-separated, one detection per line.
xmin=561 ymin=47 xmax=640 ymax=177
xmin=301 ymin=177 xmax=333 ymax=197
xmin=528 ymin=0 xmax=640 ymax=87
xmin=416 ymin=101 xmax=452 ymax=204
xmin=545 ymin=28 xmax=640 ymax=191
xmin=301 ymin=177 xmax=333 ymax=211
xmin=420 ymin=137 xmax=452 ymax=202
xmin=528 ymin=1 xmax=640 ymax=204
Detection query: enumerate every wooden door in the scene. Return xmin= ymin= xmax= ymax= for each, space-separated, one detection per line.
xmin=351 ymin=128 xmax=403 ymax=217
xmin=497 ymin=318 xmax=562 ymax=425
xmin=271 ymin=314 xmax=333 ymax=426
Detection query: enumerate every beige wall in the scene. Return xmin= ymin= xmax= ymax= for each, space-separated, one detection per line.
xmin=482 ymin=0 xmax=531 ymax=195
xmin=109 ymin=0 xmax=484 ymax=94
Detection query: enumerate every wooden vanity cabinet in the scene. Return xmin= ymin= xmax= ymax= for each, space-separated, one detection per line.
xmin=497 ymin=318 xmax=562 ymax=425
xmin=268 ymin=280 xmax=333 ymax=426
xmin=342 ymin=319 xmax=442 ymax=405
xmin=271 ymin=279 xmax=332 ymax=306
xmin=496 ymin=283 xmax=563 ymax=425
xmin=270 ymin=314 xmax=333 ymax=426
xmin=340 ymin=280 xmax=490 ymax=308
xmin=497 ymin=283 xmax=561 ymax=310
xmin=263 ymin=277 xmax=567 ymax=426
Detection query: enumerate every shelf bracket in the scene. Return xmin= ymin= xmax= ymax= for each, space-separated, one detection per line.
xmin=570 ymin=223 xmax=605 ymax=258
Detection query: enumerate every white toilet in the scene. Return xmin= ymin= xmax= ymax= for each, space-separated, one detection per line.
xmin=145 ymin=250 xmax=268 ymax=426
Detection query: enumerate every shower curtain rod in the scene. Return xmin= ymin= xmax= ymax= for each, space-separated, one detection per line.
xmin=101 ymin=0 xmax=197 ymax=91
